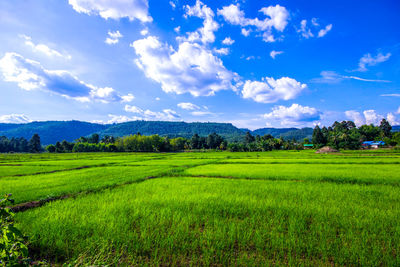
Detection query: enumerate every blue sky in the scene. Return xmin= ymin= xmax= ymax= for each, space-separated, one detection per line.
xmin=0 ymin=0 xmax=399 ymax=129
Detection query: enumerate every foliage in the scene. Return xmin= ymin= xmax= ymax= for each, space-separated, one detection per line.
xmin=0 ymin=194 xmax=29 ymax=266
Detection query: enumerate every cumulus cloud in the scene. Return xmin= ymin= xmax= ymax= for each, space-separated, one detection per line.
xmin=121 ymin=93 xmax=134 ymax=103
xmin=241 ymin=28 xmax=251 ymax=37
xmin=105 ymin=30 xmax=123 ymax=45
xmin=270 ymin=50 xmax=283 ymax=59
xmin=242 ymin=77 xmax=307 ymax=103
xmin=263 ymin=104 xmax=321 ymax=126
xmin=0 ymin=114 xmax=32 ymax=123
xmin=131 ymin=36 xmax=238 ymax=97
xmin=358 ymin=52 xmax=391 ymax=72
xmin=0 ymin=52 xmax=130 ymax=103
xmin=68 ymin=0 xmax=152 ymax=22
xmin=213 ymin=47 xmax=229 ymax=55
xmin=222 ymin=37 xmax=235 ymax=45
xmin=217 ymin=4 xmax=289 ymax=42
xmin=177 ymin=102 xmax=200 ymax=110
xmin=313 ymin=71 xmax=390 ymax=83
xmin=344 ymin=109 xmax=396 ymax=126
xmin=124 ymin=104 xmax=180 ymax=121
xmin=20 ymin=35 xmax=71 ymax=59
xmin=387 ymin=112 xmax=399 ymax=126
xmin=179 ymin=0 xmax=219 ymax=44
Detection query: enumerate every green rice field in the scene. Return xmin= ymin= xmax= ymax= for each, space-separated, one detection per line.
xmin=1 ymin=150 xmax=400 ymax=265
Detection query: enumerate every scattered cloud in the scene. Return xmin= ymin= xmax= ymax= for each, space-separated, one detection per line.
xmin=20 ymin=35 xmax=71 ymax=59
xmin=222 ymin=37 xmax=235 ymax=45
xmin=131 ymin=36 xmax=238 ymax=97
xmin=180 ymin=0 xmax=219 ymax=44
xmin=0 ymin=52 xmax=130 ymax=103
xmin=177 ymin=102 xmax=200 ymax=110
xmin=263 ymin=104 xmax=321 ymax=126
xmin=169 ymin=1 xmax=176 ymax=10
xmin=68 ymin=0 xmax=152 ymax=22
xmin=345 ymin=109 xmax=398 ymax=126
xmin=213 ymin=47 xmax=230 ymax=55
xmin=105 ymin=30 xmax=123 ymax=45
xmin=140 ymin=28 xmax=149 ymax=36
xmin=218 ymin=4 xmax=289 ymax=42
xmin=387 ymin=112 xmax=399 ymax=126
xmin=245 ymin=56 xmax=255 ymax=60
xmin=297 ymin=19 xmax=332 ymax=39
xmin=0 ymin=114 xmax=32 ymax=123
xmin=242 ymin=77 xmax=307 ymax=103
xmin=121 ymin=93 xmax=134 ymax=103
xmin=174 ymin=26 xmax=181 ymax=33
xmin=124 ymin=104 xmax=181 ymax=120
xmin=357 ymin=52 xmax=391 ymax=72
xmin=241 ymin=28 xmax=251 ymax=37
xmin=318 ymin=24 xmax=332 ymax=37
xmin=270 ymin=50 xmax=283 ymax=59
xmin=313 ymin=71 xmax=391 ymax=83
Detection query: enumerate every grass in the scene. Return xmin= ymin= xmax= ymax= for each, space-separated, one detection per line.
xmin=0 ymin=150 xmax=398 ymax=265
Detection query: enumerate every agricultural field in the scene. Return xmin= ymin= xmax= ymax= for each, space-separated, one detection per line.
xmin=1 ymin=150 xmax=400 ymax=265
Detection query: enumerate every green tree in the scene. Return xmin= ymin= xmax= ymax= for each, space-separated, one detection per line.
xmin=379 ymin=119 xmax=392 ymax=138
xmin=28 ymin=134 xmax=41 ymax=153
xmin=312 ymin=125 xmax=326 ymax=147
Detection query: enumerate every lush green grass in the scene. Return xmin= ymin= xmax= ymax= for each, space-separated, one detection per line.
xmin=0 ymin=150 xmax=398 ymax=265
xmin=183 ymin=163 xmax=400 ymax=185
xmin=17 ymin=177 xmax=400 ymax=265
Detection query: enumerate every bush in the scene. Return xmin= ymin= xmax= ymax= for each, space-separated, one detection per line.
xmin=0 ymin=194 xmax=30 ymax=266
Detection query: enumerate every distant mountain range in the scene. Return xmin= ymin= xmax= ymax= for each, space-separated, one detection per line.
xmin=5 ymin=120 xmax=398 ymax=145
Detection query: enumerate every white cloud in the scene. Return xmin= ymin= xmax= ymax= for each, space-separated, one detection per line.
xmin=124 ymin=105 xmax=143 ymax=113
xmin=381 ymin=94 xmax=400 ymax=97
xmin=68 ymin=0 xmax=152 ymax=22
xmin=105 ymin=30 xmax=123 ymax=45
xmin=387 ymin=113 xmax=399 ymax=126
xmin=263 ymin=104 xmax=321 ymax=126
xmin=140 ymin=28 xmax=149 ymax=36
xmin=191 ymin=111 xmax=214 ymax=116
xmin=270 ymin=50 xmax=283 ymax=59
xmin=213 ymin=47 xmax=229 ymax=55
xmin=242 ymin=77 xmax=307 ymax=103
xmin=155 ymin=97 xmax=161 ymax=101
xmin=345 ymin=109 xmax=389 ymax=126
xmin=20 ymin=35 xmax=71 ymax=59
xmin=174 ymin=26 xmax=181 ymax=33
xmin=131 ymin=36 xmax=238 ymax=97
xmin=298 ymin=20 xmax=313 ymax=39
xmin=124 ymin=105 xmax=181 ymax=121
xmin=313 ymin=71 xmax=390 ymax=83
xmin=180 ymin=0 xmax=219 ymax=44
xmin=297 ymin=19 xmax=332 ymax=39
xmin=245 ymin=56 xmax=255 ymax=61
xmin=241 ymin=28 xmax=251 ymax=37
xmin=222 ymin=37 xmax=235 ymax=45
xmin=121 ymin=93 xmax=134 ymax=103
xmin=169 ymin=1 xmax=176 ymax=9
xmin=318 ymin=24 xmax=332 ymax=37
xmin=358 ymin=52 xmax=391 ymax=72
xmin=344 ymin=110 xmax=365 ymax=126
xmin=177 ymin=102 xmax=200 ymax=110
xmin=0 ymin=52 xmax=129 ymax=103
xmin=218 ymin=4 xmax=289 ymax=42
xmin=0 ymin=114 xmax=32 ymax=123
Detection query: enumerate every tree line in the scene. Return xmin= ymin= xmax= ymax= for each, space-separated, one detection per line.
xmin=0 ymin=134 xmax=41 ymax=153
xmin=311 ymin=119 xmax=399 ymax=149
xmin=1 ymin=118 xmax=399 ymax=153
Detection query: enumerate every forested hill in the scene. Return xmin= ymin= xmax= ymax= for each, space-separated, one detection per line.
xmin=0 ymin=120 xmax=316 ymax=144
